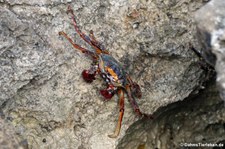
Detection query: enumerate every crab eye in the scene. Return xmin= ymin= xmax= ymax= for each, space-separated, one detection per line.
xmin=100 ymin=89 xmax=114 ymax=99
xmin=82 ymin=70 xmax=95 ymax=83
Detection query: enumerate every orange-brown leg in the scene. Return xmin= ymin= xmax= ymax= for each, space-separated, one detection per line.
xmin=89 ymin=30 xmax=107 ymax=51
xmin=126 ymin=85 xmax=153 ymax=119
xmin=89 ymin=30 xmax=98 ymax=44
xmin=59 ymin=31 xmax=95 ymax=57
xmin=67 ymin=6 xmax=110 ymax=55
xmin=126 ymin=85 xmax=143 ymax=117
xmin=108 ymin=89 xmax=124 ymax=138
xmin=67 ymin=6 xmax=104 ymax=52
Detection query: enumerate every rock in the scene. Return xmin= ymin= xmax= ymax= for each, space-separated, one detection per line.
xmin=0 ymin=0 xmax=208 ymax=148
xmin=0 ymin=4 xmax=62 ymax=105
xmin=0 ymin=111 xmax=28 ymax=149
xmin=195 ymin=0 xmax=225 ymax=100
xmin=117 ymin=79 xmax=225 ymax=149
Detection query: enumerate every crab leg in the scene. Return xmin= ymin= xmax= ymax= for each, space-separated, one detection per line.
xmin=89 ymin=30 xmax=107 ymax=51
xmin=89 ymin=30 xmax=99 ymax=46
xmin=126 ymin=86 xmax=143 ymax=117
xmin=126 ymin=75 xmax=142 ymax=98
xmin=67 ymin=6 xmax=108 ymax=54
xmin=59 ymin=31 xmax=95 ymax=57
xmin=108 ymin=89 xmax=125 ymax=138
xmin=67 ymin=5 xmax=92 ymax=45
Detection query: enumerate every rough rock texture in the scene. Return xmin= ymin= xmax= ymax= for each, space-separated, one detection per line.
xmin=0 ymin=0 xmax=208 ymax=148
xmin=0 ymin=111 xmax=28 ymax=149
xmin=117 ymin=79 xmax=225 ymax=149
xmin=195 ymin=0 xmax=225 ymax=100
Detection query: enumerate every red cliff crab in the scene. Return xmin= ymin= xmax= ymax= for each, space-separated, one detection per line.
xmin=59 ymin=6 xmax=148 ymax=138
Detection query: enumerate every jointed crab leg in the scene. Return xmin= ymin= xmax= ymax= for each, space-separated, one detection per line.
xmin=67 ymin=6 xmax=108 ymax=54
xmin=126 ymin=75 xmax=142 ymax=98
xmin=89 ymin=30 xmax=98 ymax=44
xmin=89 ymin=30 xmax=106 ymax=51
xmin=108 ymin=89 xmax=125 ymax=138
xmin=59 ymin=31 xmax=95 ymax=57
xmin=126 ymin=86 xmax=143 ymax=117
xmin=67 ymin=6 xmax=92 ymax=45
xmin=126 ymin=75 xmax=139 ymax=90
xmin=126 ymin=75 xmax=134 ymax=85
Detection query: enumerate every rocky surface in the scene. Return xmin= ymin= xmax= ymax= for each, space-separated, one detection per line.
xmin=117 ymin=79 xmax=225 ymax=149
xmin=0 ymin=0 xmax=209 ymax=148
xmin=195 ymin=0 xmax=225 ymax=101
xmin=0 ymin=111 xmax=28 ymax=149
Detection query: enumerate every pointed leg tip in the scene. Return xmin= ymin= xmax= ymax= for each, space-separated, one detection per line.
xmin=58 ymin=31 xmax=63 ymax=35
xmin=67 ymin=5 xmax=74 ymax=14
xmin=67 ymin=5 xmax=72 ymax=10
xmin=108 ymin=134 xmax=118 ymax=138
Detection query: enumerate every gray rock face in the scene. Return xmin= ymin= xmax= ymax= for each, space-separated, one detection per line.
xmin=0 ymin=0 xmax=208 ymax=148
xmin=0 ymin=111 xmax=27 ymax=149
xmin=0 ymin=4 xmax=62 ymax=105
xmin=195 ymin=0 xmax=225 ymax=100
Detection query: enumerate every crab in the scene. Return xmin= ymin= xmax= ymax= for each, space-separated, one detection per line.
xmin=59 ymin=6 xmax=148 ymax=138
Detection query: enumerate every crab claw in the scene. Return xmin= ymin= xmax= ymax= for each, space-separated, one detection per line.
xmin=82 ymin=70 xmax=95 ymax=83
xmin=100 ymin=89 xmax=114 ymax=99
